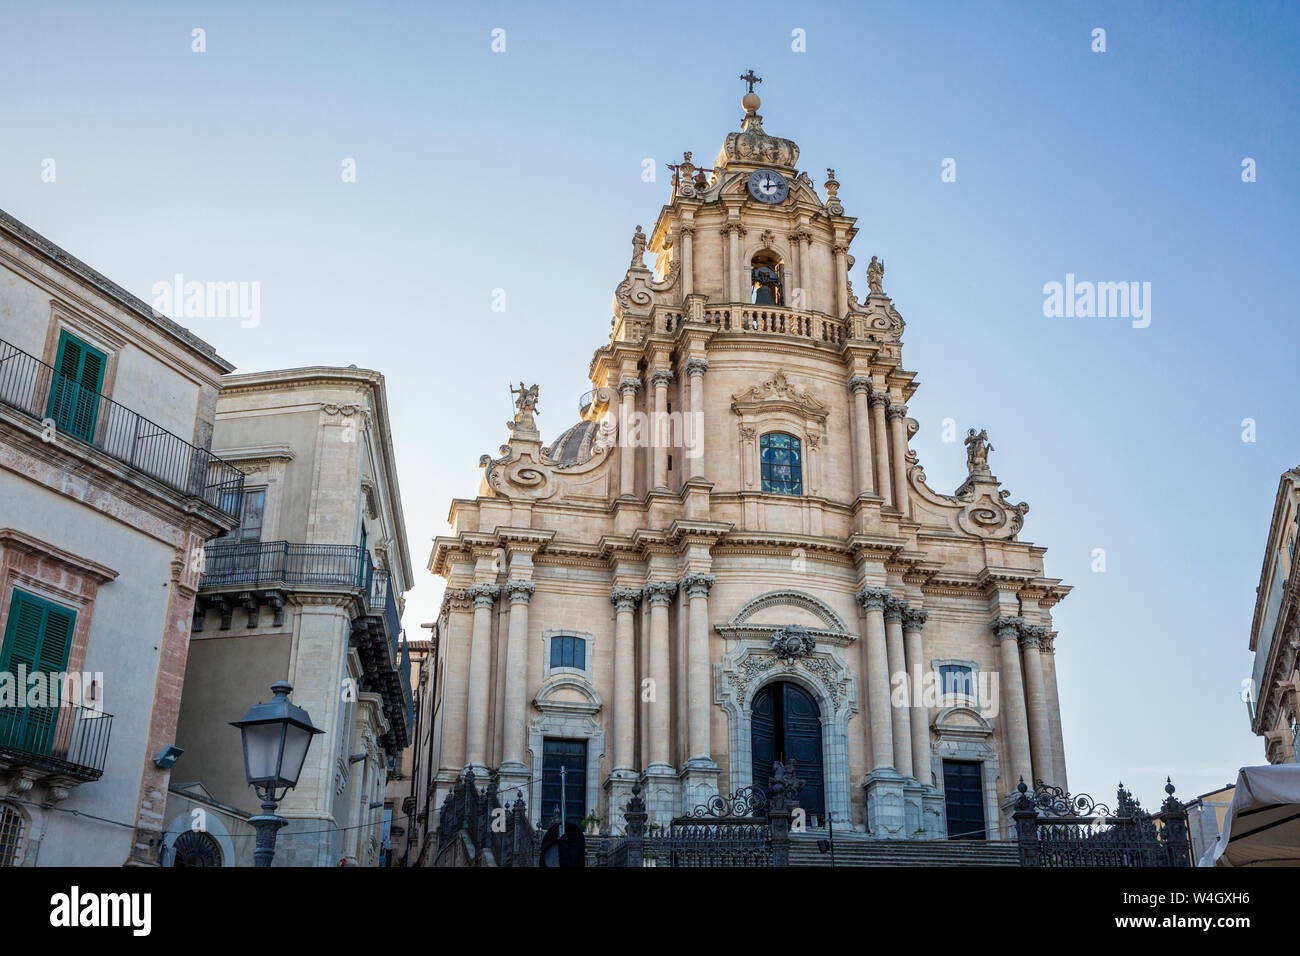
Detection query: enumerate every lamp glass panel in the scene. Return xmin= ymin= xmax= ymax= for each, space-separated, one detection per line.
xmin=278 ymin=723 xmax=314 ymax=787
xmin=243 ymin=721 xmax=285 ymax=784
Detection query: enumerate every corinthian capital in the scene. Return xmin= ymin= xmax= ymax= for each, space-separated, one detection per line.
xmin=684 ymin=358 xmax=709 ymax=378
xmin=504 ymin=579 xmax=535 ymax=605
xmin=868 ymin=390 xmax=890 ymax=409
xmin=883 ymin=596 xmax=907 ymax=623
xmin=468 ymin=583 xmax=500 ymax=608
xmin=618 ymin=378 xmax=642 ymax=397
xmin=847 ymin=376 xmax=872 ymax=396
xmin=856 ymin=586 xmax=893 ymax=612
xmin=644 ymin=580 xmax=678 ymax=606
xmin=902 ymin=607 xmax=928 ymax=632
xmin=886 ymin=404 xmax=909 ymax=422
xmin=1019 ymin=624 xmax=1047 ymax=649
xmin=650 ymin=369 xmax=675 ymax=388
xmin=991 ymin=615 xmax=1024 ymax=641
xmin=609 ymin=587 xmax=642 ymax=612
xmin=680 ymin=572 xmax=715 ymax=599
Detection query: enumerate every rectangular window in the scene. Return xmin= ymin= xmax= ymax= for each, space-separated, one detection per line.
xmin=46 ymin=331 xmax=107 ymax=443
xmin=939 ymin=664 xmax=974 ymax=699
xmin=0 ymin=589 xmax=76 ymax=757
xmin=550 ymin=635 xmax=585 ymax=671
xmin=760 ymin=432 xmax=803 ymax=496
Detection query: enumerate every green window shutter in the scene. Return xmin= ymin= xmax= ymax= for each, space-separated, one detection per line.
xmin=45 ymin=331 xmax=106 ymax=443
xmin=0 ymin=589 xmax=76 ymax=756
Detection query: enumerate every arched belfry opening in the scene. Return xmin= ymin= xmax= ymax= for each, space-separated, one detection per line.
xmin=750 ymin=250 xmax=784 ymax=305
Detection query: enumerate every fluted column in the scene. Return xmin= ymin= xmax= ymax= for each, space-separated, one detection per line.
xmin=869 ymin=391 xmax=892 ymax=507
xmin=1019 ymin=624 xmax=1053 ymax=787
xmin=464 ymin=583 xmax=499 ymax=771
xmin=680 ymin=573 xmax=715 ymax=763
xmin=685 ymin=359 xmax=708 ymax=479
xmin=856 ymin=586 xmax=895 ymax=771
xmin=644 ymin=580 xmax=677 ymax=771
xmin=887 ymin=404 xmax=910 ymax=516
xmin=650 ymin=369 xmax=672 ymax=491
xmin=618 ymin=379 xmax=640 ymax=498
xmin=884 ymin=599 xmax=913 ymax=777
xmin=609 ymin=587 xmax=641 ymax=773
xmin=993 ymin=615 xmax=1033 ymax=791
xmin=903 ymin=608 xmax=931 ymax=787
xmin=499 ymin=579 xmax=534 ymax=770
xmin=680 ymin=224 xmax=694 ymax=296
xmin=848 ymin=377 xmax=875 ymax=498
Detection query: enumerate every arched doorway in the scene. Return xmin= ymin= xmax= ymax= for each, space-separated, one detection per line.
xmin=751 ymin=681 xmax=825 ymax=821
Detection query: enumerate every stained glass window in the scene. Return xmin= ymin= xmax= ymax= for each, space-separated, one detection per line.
xmin=760 ymin=432 xmax=802 ymax=495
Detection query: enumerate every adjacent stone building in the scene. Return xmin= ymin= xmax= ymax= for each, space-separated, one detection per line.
xmin=1247 ymin=466 xmax=1300 ymax=763
xmin=426 ymin=82 xmax=1071 ymax=842
xmin=0 ymin=209 xmax=242 ymax=865
xmin=170 ymin=366 xmax=414 ymax=866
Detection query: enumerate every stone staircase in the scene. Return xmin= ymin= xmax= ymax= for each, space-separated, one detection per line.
xmin=789 ymin=832 xmax=1021 ymax=867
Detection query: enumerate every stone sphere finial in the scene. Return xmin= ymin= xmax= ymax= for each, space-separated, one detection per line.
xmin=742 ymin=90 xmax=761 ymax=112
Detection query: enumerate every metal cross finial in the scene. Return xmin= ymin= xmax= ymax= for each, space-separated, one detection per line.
xmin=740 ymin=69 xmax=762 ymax=93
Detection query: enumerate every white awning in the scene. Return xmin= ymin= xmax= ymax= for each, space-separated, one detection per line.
xmin=1199 ymin=764 xmax=1300 ymax=866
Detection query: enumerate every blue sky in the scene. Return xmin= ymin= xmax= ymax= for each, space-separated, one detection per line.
xmin=2 ymin=0 xmax=1296 ymax=803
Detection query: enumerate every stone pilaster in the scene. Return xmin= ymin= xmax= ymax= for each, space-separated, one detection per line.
xmin=678 ymin=572 xmax=719 ymax=813
xmin=992 ymin=615 xmax=1032 ymax=796
xmin=848 ymin=376 xmax=875 ymax=498
xmin=886 ymin=403 xmax=910 ymax=517
xmin=684 ymin=359 xmax=708 ymax=480
xmin=618 ymin=379 xmax=640 ymax=499
xmin=650 ymin=369 xmax=673 ymax=491
xmin=869 ymin=391 xmax=892 ymax=507
xmin=464 ymin=583 xmax=499 ymax=776
xmin=1019 ymin=623 xmax=1054 ymax=788
xmin=499 ymin=578 xmax=535 ymax=788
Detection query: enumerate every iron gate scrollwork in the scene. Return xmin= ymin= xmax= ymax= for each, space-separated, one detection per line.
xmin=1013 ymin=777 xmax=1193 ymax=867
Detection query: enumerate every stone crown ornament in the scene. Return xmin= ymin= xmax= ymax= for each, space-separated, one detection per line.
xmin=716 ymin=102 xmax=799 ymax=171
xmin=770 ymin=625 xmax=815 ymax=661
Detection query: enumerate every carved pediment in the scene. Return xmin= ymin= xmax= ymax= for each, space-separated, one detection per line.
xmin=730 ymin=370 xmax=828 ymax=422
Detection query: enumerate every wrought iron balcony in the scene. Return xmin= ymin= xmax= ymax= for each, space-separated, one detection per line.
xmin=0 ymin=337 xmax=244 ymax=518
xmin=368 ymin=569 xmax=400 ymax=661
xmin=0 ymin=703 xmax=113 ymax=783
xmin=200 ymin=540 xmax=371 ymax=592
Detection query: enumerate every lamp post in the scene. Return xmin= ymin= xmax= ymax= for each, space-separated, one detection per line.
xmin=231 ymin=681 xmax=324 ymax=867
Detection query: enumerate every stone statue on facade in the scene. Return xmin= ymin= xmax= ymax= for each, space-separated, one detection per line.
xmin=630 ymin=225 xmax=647 ymax=267
xmin=508 ymin=382 xmax=540 ymax=433
xmin=964 ymin=428 xmax=993 ymax=476
xmin=867 ymin=255 xmax=885 ymax=294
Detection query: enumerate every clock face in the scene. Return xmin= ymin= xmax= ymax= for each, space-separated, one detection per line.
xmin=747 ymin=169 xmax=789 ymax=204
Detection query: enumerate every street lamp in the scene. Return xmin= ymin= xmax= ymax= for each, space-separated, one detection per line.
xmin=231 ymin=681 xmax=324 ymax=867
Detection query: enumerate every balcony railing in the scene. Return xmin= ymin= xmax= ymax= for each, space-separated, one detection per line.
xmin=0 ymin=703 xmax=113 ymax=781
xmin=0 ymin=337 xmax=244 ymax=518
xmin=201 ymin=540 xmax=372 ymax=591
xmin=369 ymin=569 xmax=400 ymax=660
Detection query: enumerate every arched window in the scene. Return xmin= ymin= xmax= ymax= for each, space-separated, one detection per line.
xmin=170 ymin=830 xmax=222 ymax=867
xmin=760 ymin=433 xmax=803 ymax=495
xmin=0 ymin=803 xmax=24 ymax=867
xmin=750 ymin=251 xmax=784 ymax=306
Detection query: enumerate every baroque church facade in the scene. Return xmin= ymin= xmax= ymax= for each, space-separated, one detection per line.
xmin=428 ymin=80 xmax=1070 ymax=840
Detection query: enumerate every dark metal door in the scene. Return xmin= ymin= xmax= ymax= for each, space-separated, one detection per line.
xmin=943 ymin=759 xmax=986 ymax=839
xmin=750 ymin=682 xmax=825 ymax=820
xmin=540 ymin=738 xmax=587 ymax=826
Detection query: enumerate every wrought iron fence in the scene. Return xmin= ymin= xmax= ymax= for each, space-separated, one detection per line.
xmin=0 ymin=337 xmax=243 ymax=516
xmin=0 ymin=702 xmax=113 ymax=781
xmin=1013 ymin=778 xmax=1193 ymax=867
xmin=434 ymin=769 xmax=537 ymax=866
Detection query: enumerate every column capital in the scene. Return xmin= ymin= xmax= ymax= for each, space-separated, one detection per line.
xmin=991 ymin=615 xmax=1025 ymax=641
xmin=650 ymin=369 xmax=675 ymax=388
xmin=883 ymin=596 xmax=907 ymax=623
xmin=609 ymin=587 xmax=643 ymax=612
xmin=644 ymin=580 xmax=678 ymax=606
xmin=684 ymin=357 xmax=709 ymax=378
xmin=680 ymin=572 xmax=715 ymax=598
xmin=503 ymin=579 xmax=535 ymax=605
xmin=868 ymin=390 xmax=890 ymax=409
xmin=848 ymin=376 xmax=872 ymax=395
xmin=1019 ymin=624 xmax=1048 ymax=649
xmin=856 ymin=585 xmax=893 ymax=612
xmin=618 ymin=378 xmax=642 ymax=397
xmin=886 ymin=403 xmax=909 ymax=422
xmin=902 ymin=607 xmax=928 ymax=632
xmin=678 ymin=223 xmax=696 ymax=237
xmin=1040 ymin=632 xmax=1056 ymax=655
xmin=467 ymin=583 xmax=500 ymax=608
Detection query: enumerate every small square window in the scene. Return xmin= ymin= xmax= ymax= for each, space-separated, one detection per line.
xmin=549 ymin=635 xmax=586 ymax=671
